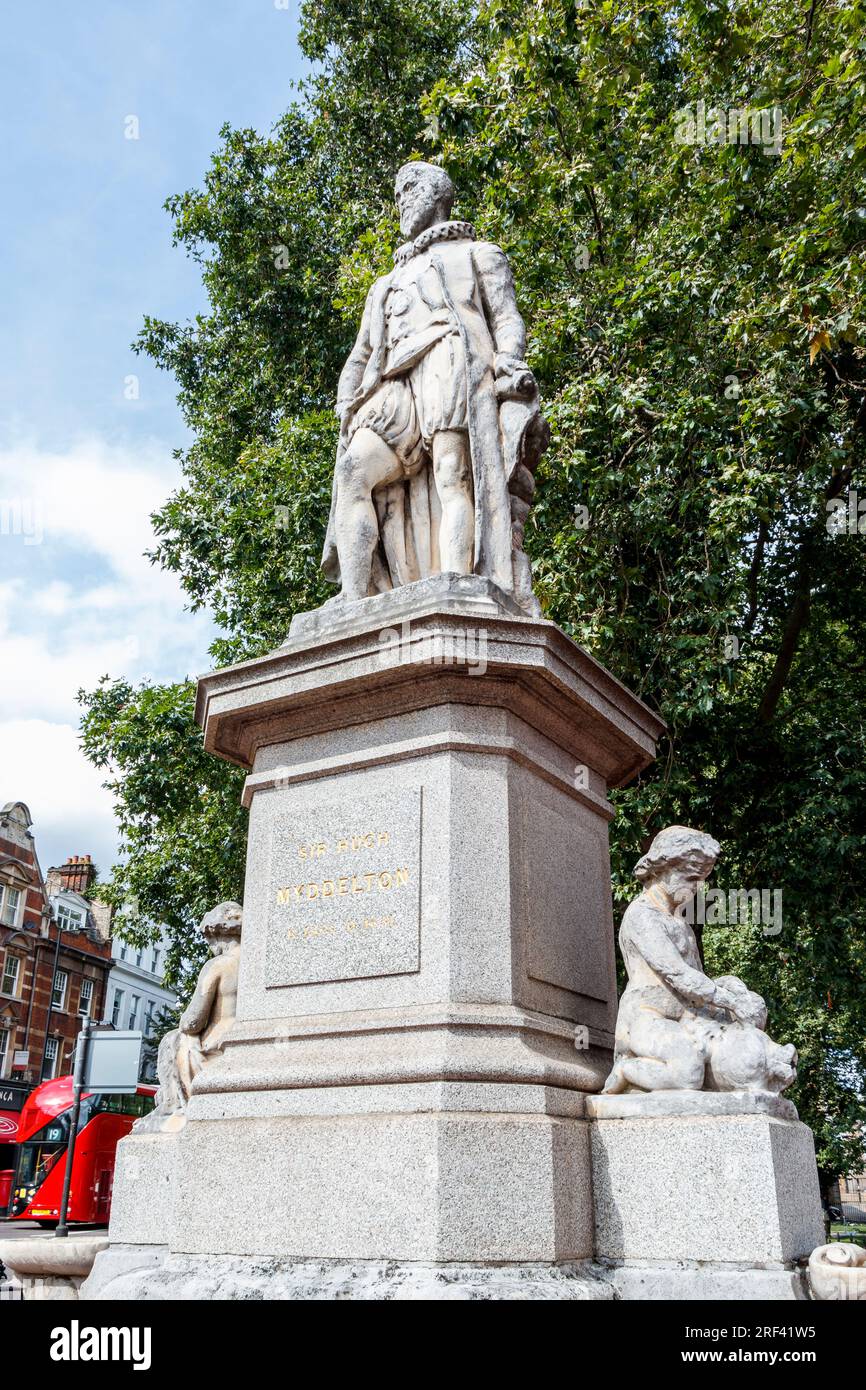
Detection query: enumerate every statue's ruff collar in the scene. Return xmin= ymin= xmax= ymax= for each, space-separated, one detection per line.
xmin=394 ymin=219 xmax=475 ymax=266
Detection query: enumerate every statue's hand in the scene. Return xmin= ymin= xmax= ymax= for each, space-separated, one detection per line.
xmin=494 ymin=354 xmax=535 ymax=398
xmin=733 ymin=991 xmax=768 ymax=1029
xmin=714 ymin=977 xmax=767 ymax=1029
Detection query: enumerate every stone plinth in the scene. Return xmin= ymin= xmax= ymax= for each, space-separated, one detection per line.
xmin=0 ymin=1235 xmax=108 ymax=1301
xmin=590 ymin=1094 xmax=825 ymax=1300
xmin=107 ymin=1129 xmax=183 ymax=1247
xmin=86 ymin=578 xmax=663 ymax=1299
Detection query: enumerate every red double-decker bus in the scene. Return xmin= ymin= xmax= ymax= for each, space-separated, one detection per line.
xmin=6 ymin=1075 xmax=155 ymax=1225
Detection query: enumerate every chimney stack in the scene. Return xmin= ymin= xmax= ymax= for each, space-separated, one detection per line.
xmin=55 ymin=853 xmax=96 ymax=895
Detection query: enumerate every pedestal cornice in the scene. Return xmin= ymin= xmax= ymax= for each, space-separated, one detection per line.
xmin=195 ymin=582 xmax=665 ymax=787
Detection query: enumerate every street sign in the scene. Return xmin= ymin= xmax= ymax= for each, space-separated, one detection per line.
xmin=56 ymin=1021 xmax=143 ymax=1237
xmin=83 ymin=1028 xmax=142 ymax=1095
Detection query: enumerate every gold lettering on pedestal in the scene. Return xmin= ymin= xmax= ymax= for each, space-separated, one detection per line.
xmin=296 ymin=830 xmax=391 ymax=861
xmin=265 ymin=791 xmax=421 ymax=987
xmin=284 ymin=913 xmax=398 ymax=942
xmin=276 ymin=868 xmax=409 ymax=907
xmin=276 ymin=816 xmax=410 ymax=943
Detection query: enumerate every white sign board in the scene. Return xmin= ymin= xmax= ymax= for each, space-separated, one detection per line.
xmin=83 ymin=1029 xmax=142 ymax=1094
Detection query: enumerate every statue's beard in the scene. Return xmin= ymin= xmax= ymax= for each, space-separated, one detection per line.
xmin=672 ymin=887 xmax=695 ymax=912
xmin=400 ymin=200 xmax=447 ymax=240
xmin=401 ymin=210 xmax=431 ymax=238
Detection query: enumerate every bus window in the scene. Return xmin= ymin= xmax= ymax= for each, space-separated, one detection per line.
xmin=16 ymin=1142 xmax=64 ymax=1190
xmin=124 ymin=1093 xmax=155 ymax=1118
xmin=92 ymin=1094 xmax=125 ymax=1115
xmin=10 ymin=1139 xmax=68 ymax=1216
xmin=88 ymin=1092 xmax=155 ymax=1118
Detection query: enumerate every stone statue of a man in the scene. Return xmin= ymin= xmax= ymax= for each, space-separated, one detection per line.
xmin=604 ymin=826 xmax=797 ymax=1096
xmin=135 ymin=902 xmax=242 ymax=1131
xmin=321 ymin=161 xmax=548 ymax=614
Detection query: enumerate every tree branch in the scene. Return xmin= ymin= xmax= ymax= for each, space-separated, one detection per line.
xmin=756 ymin=577 xmax=810 ymax=724
xmin=744 ymin=517 xmax=769 ymax=634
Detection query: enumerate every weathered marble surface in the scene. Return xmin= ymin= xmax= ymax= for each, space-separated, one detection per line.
xmin=286 ymin=571 xmax=523 ymax=644
xmin=808 ymin=1243 xmax=866 ymax=1301
xmin=84 ymin=1250 xmax=614 ymax=1301
xmin=321 ymin=163 xmax=548 ymax=615
xmin=591 ymin=824 xmax=823 ymax=1298
xmin=604 ymin=825 xmax=797 ymax=1102
xmin=0 ymin=1235 xmax=107 ymax=1301
xmin=587 ymin=1088 xmax=797 ymax=1121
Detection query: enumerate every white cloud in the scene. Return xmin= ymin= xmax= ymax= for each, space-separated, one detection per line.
xmin=0 ymin=435 xmax=217 ymax=870
xmin=1 ymin=720 xmax=119 ymax=877
xmin=1 ymin=435 xmax=183 ymax=589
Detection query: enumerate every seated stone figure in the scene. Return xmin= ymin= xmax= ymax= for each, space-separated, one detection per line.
xmin=135 ymin=901 xmax=242 ymax=1131
xmin=603 ymin=826 xmax=796 ymax=1096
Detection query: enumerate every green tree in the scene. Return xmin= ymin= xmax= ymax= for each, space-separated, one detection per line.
xmin=79 ymin=678 xmax=246 ymax=995
xmin=83 ymin=0 xmax=866 ymax=1184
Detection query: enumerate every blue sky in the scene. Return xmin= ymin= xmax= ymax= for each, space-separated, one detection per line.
xmin=0 ymin=1 xmax=307 ymax=875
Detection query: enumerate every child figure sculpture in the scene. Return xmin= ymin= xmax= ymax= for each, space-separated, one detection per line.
xmin=604 ymin=826 xmax=797 ymax=1097
xmin=135 ymin=901 xmax=242 ymax=1131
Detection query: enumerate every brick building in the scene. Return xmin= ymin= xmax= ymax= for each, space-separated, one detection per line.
xmin=0 ymin=802 xmax=113 ymax=1162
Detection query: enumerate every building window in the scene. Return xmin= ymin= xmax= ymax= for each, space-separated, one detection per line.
xmin=0 ymin=1027 xmax=11 ymax=1079
xmin=0 ymin=886 xmax=22 ymax=927
xmin=43 ymin=1036 xmax=60 ymax=1079
xmin=135 ymin=949 xmax=143 ymax=968
xmin=56 ymin=904 xmax=83 ymax=932
xmin=52 ymin=969 xmax=68 ymax=1010
xmin=2 ymin=953 xmax=21 ymax=996
xmin=129 ymin=994 xmax=141 ymax=1029
xmin=152 ymin=947 xmax=161 ymax=974
xmin=119 ymin=944 xmax=127 ymax=961
xmin=79 ymin=978 xmax=94 ymax=1017
xmin=111 ymin=989 xmax=124 ymax=1027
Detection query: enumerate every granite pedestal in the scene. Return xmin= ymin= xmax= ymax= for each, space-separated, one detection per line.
xmin=588 ymin=1091 xmax=825 ymax=1299
xmin=85 ymin=576 xmax=663 ymax=1299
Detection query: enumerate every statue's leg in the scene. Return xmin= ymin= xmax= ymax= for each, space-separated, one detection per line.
xmin=334 ymin=427 xmax=403 ymax=599
xmin=431 ymin=429 xmax=474 ymax=574
xmin=619 ymin=1013 xmax=706 ymax=1092
xmin=154 ymin=1028 xmax=182 ymax=1113
xmin=175 ymin=1034 xmax=195 ymax=1104
xmin=375 ymin=483 xmax=414 ymax=586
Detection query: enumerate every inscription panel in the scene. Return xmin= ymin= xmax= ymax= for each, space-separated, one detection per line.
xmin=523 ymin=797 xmax=612 ymax=1002
xmin=264 ymin=788 xmax=422 ymax=987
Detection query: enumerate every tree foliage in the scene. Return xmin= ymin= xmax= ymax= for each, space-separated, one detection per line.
xmin=82 ymin=0 xmax=866 ymax=1184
